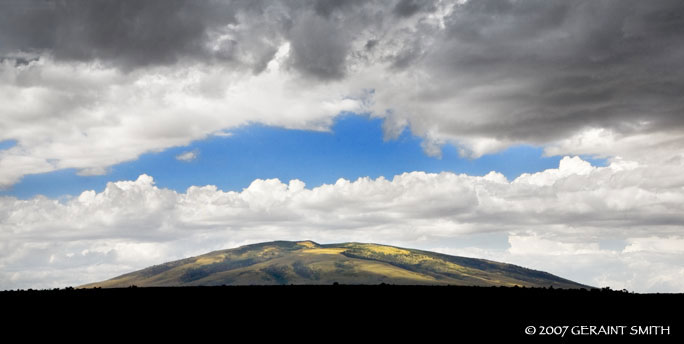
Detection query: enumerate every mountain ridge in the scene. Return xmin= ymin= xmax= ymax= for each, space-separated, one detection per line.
xmin=80 ymin=240 xmax=591 ymax=289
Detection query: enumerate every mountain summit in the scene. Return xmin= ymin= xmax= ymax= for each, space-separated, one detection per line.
xmin=81 ymin=241 xmax=589 ymax=289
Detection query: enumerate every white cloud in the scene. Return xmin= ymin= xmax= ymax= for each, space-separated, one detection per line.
xmin=175 ymin=150 xmax=199 ymax=162
xmin=212 ymin=131 xmax=233 ymax=138
xmin=0 ymin=55 xmax=369 ymax=187
xmin=1 ymin=156 xmax=683 ymax=292
xmin=507 ymin=234 xmax=602 ymax=256
xmin=623 ymin=237 xmax=684 ymax=254
xmin=513 ymin=156 xmax=595 ymax=187
xmin=435 ymin=234 xmax=684 ymax=293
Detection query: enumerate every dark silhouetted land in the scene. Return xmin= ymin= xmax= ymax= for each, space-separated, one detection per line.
xmin=1 ymin=285 xmax=681 ymax=341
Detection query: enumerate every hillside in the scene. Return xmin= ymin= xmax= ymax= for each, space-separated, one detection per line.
xmin=80 ymin=240 xmax=589 ymax=289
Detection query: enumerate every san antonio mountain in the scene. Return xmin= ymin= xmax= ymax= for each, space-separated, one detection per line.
xmin=81 ymin=240 xmax=589 ymax=289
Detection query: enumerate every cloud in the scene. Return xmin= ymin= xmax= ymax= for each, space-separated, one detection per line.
xmin=176 ymin=150 xmax=199 ymax=163
xmin=623 ymin=237 xmax=684 ymax=254
xmin=441 ymin=236 xmax=684 ymax=293
xmin=2 ymin=1 xmax=684 ymax=185
xmin=285 ymin=13 xmax=350 ymax=80
xmin=2 ymin=156 xmax=683 ymax=292
xmin=374 ymin=0 xmax=684 ymax=158
xmin=393 ymin=0 xmax=437 ymax=17
xmin=0 ymin=52 xmax=368 ymax=187
xmin=0 ymin=0 xmax=245 ymax=70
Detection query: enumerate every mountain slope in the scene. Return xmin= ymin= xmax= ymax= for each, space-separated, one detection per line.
xmin=80 ymin=240 xmax=590 ymax=289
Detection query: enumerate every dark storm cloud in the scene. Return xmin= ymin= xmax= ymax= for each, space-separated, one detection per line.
xmin=313 ymin=0 xmax=364 ymax=18
xmin=52 ymin=0 xmax=232 ymax=68
xmin=407 ymin=0 xmax=684 ymax=146
xmin=0 ymin=0 xmax=270 ymax=70
xmin=0 ymin=0 xmax=376 ymax=79
xmin=286 ymin=14 xmax=350 ymax=80
xmin=2 ymin=0 xmax=684 ymax=148
xmin=393 ymin=0 xmax=437 ymax=17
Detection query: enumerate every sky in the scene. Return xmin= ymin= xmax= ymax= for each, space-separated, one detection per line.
xmin=1 ymin=0 xmax=683 ymax=292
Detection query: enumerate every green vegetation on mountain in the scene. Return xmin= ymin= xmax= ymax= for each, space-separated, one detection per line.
xmin=80 ymin=240 xmax=589 ymax=289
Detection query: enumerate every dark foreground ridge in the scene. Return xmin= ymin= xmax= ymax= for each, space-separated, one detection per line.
xmin=2 ymin=285 xmax=681 ymax=342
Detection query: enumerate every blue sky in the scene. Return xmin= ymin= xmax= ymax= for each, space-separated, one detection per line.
xmin=0 ymin=139 xmax=17 ymax=150
xmin=1 ymin=114 xmax=605 ymax=199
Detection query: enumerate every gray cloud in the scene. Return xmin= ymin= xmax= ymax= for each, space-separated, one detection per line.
xmin=313 ymin=0 xmax=364 ymax=18
xmin=286 ymin=13 xmax=350 ymax=80
xmin=1 ymin=0 xmax=684 ymax=184
xmin=0 ymin=0 xmax=280 ymax=72
xmin=2 ymin=1 xmax=211 ymax=67
xmin=393 ymin=0 xmax=437 ymax=17
xmin=412 ymin=0 xmax=684 ymax=148
xmin=3 ymin=0 xmax=681 ymax=135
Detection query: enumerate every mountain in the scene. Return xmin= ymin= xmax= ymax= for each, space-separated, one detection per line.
xmin=80 ymin=240 xmax=589 ymax=289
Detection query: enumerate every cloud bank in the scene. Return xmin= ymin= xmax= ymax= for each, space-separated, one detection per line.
xmin=2 ymin=0 xmax=684 ymax=185
xmin=2 ymin=156 xmax=683 ymax=292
